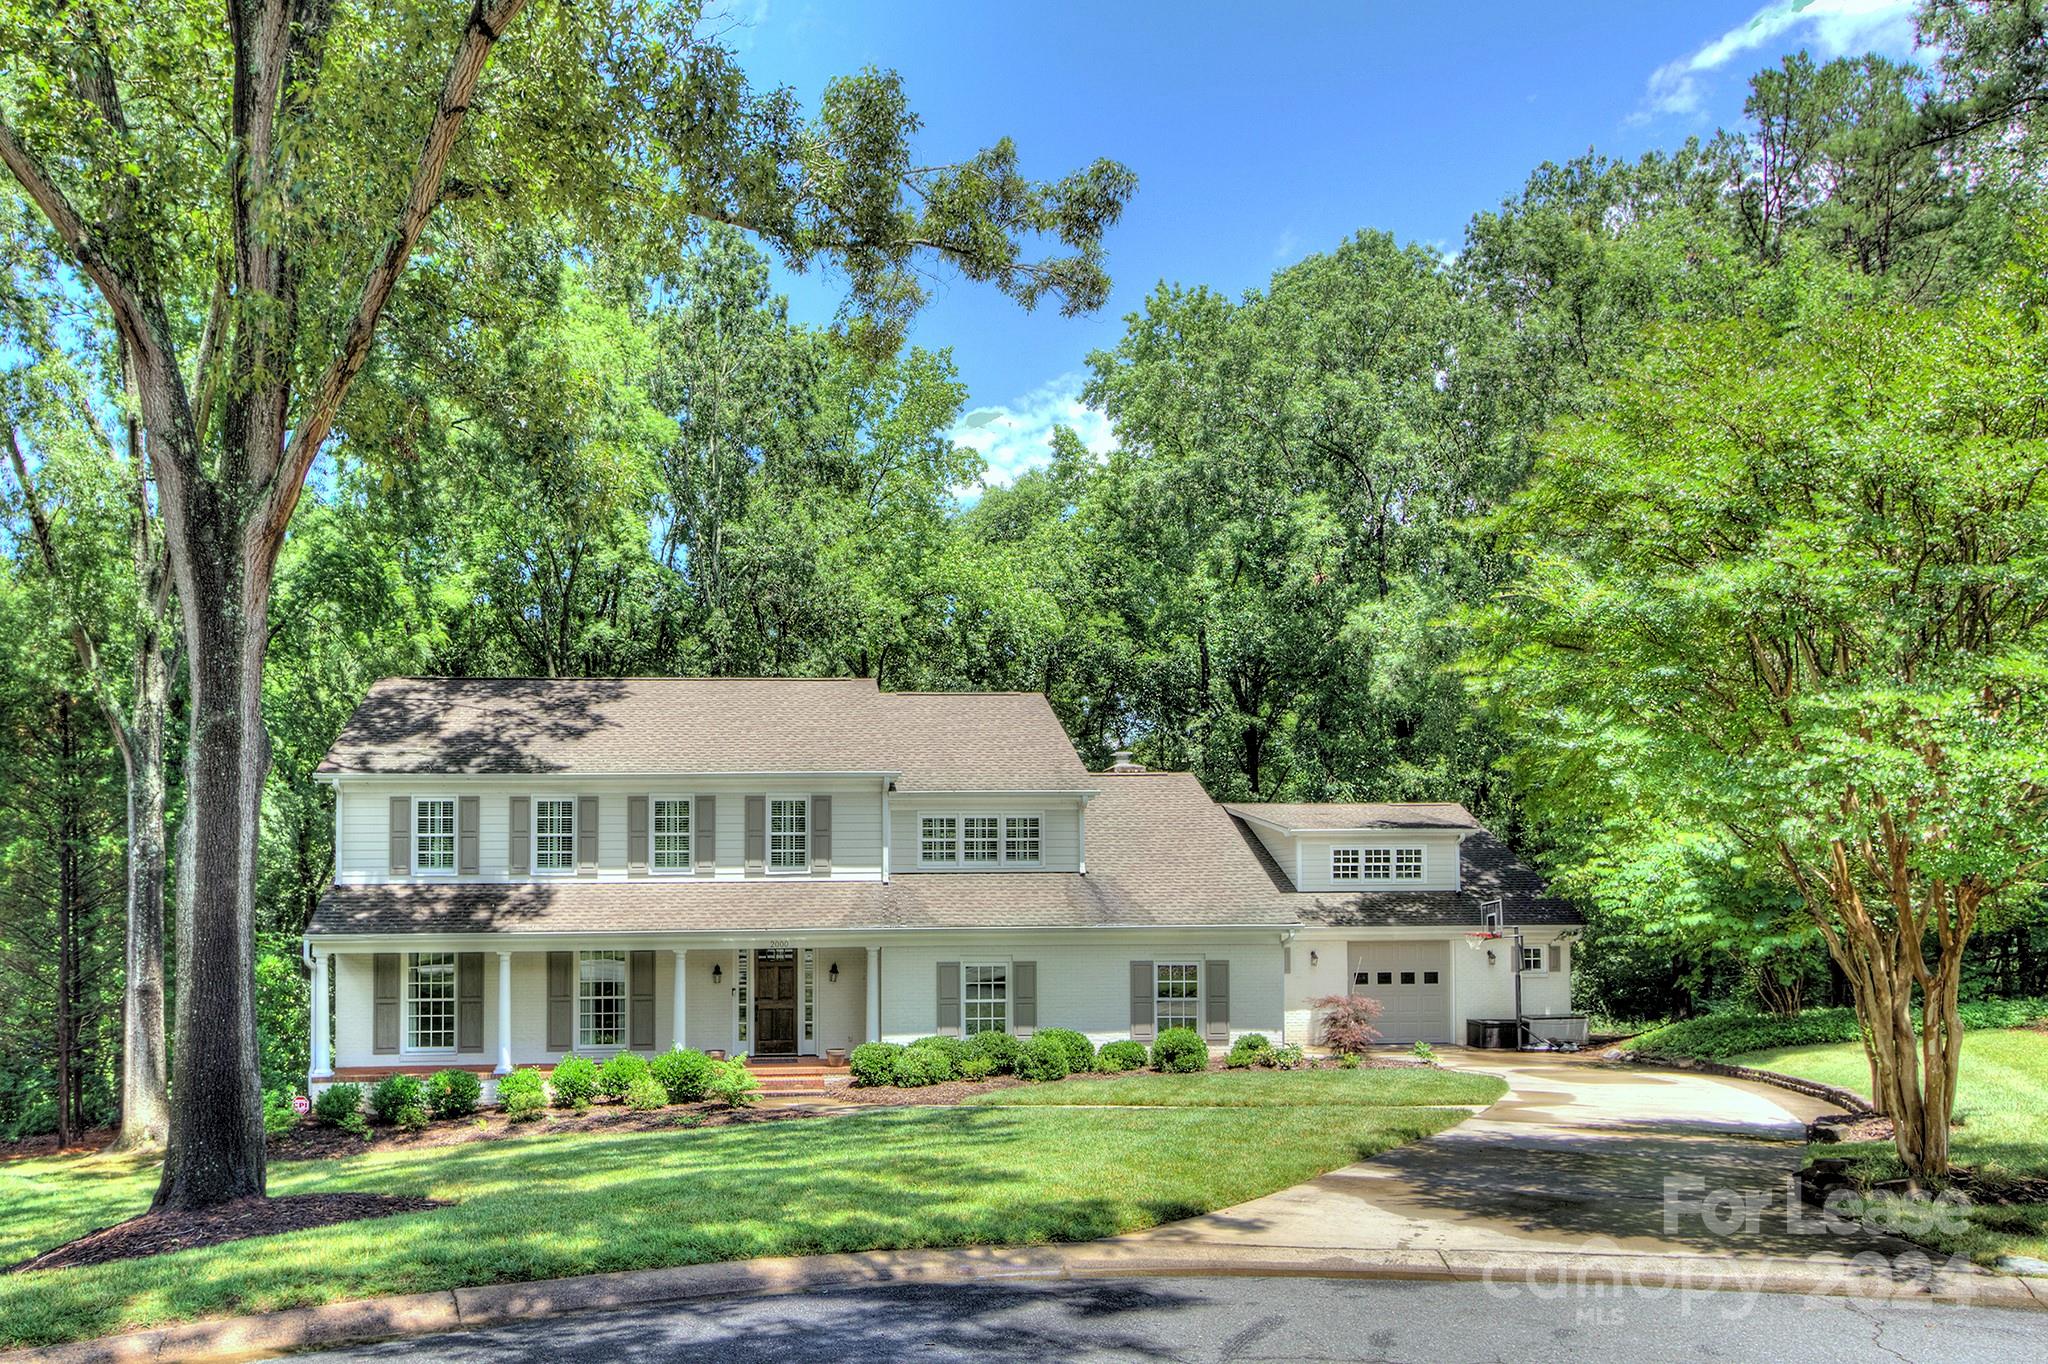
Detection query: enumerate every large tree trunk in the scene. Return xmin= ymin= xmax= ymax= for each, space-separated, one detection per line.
xmin=114 ymin=636 xmax=171 ymax=1149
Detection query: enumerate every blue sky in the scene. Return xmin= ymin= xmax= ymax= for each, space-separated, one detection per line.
xmin=723 ymin=0 xmax=1921 ymax=485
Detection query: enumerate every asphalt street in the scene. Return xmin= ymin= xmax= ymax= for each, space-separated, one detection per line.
xmin=305 ymin=1275 xmax=2041 ymax=1363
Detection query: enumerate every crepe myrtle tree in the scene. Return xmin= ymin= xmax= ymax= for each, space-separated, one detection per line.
xmin=1467 ymin=284 xmax=2048 ymax=1182
xmin=0 ymin=0 xmax=1132 ymax=1210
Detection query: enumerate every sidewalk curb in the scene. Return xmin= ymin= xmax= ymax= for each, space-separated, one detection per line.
xmin=11 ymin=1242 xmax=2043 ymax=1363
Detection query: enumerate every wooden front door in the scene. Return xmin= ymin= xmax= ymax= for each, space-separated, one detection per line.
xmin=754 ymin=950 xmax=798 ymax=1056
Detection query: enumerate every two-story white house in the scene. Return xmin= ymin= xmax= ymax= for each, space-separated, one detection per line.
xmin=305 ymin=676 xmax=1578 ymax=1089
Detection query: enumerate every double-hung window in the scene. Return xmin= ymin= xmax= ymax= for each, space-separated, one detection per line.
xmin=414 ymin=797 xmax=455 ymax=874
xmin=919 ymin=812 xmax=1037 ymax=866
xmin=962 ymin=816 xmax=1000 ymax=864
xmin=1155 ymin=963 xmax=1200 ymax=1033
xmin=652 ymin=797 xmax=693 ymax=872
xmin=406 ymin=952 xmax=455 ymax=1050
xmin=1359 ymin=847 xmax=1393 ymax=879
xmin=963 ymin=963 xmax=1008 ymax=1034
xmin=1003 ymin=816 xmax=1041 ymax=865
xmin=1331 ymin=847 xmax=1361 ymax=881
xmin=535 ymin=797 xmax=576 ymax=873
xmin=921 ymin=815 xmax=958 ymax=864
xmin=1394 ymin=847 xmax=1424 ymax=880
xmin=769 ymin=797 xmax=808 ymax=871
xmin=579 ymin=950 xmax=627 ymax=1048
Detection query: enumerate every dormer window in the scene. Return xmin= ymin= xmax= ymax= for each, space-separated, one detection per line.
xmin=963 ymin=816 xmax=1000 ymax=864
xmin=921 ymin=815 xmax=958 ymax=864
xmin=1003 ymin=816 xmax=1041 ymax=865
xmin=1395 ymin=847 xmax=1423 ymax=879
xmin=1332 ymin=848 xmax=1362 ymax=880
xmin=917 ymin=811 xmax=1044 ymax=868
xmin=1332 ymin=844 xmax=1426 ymax=882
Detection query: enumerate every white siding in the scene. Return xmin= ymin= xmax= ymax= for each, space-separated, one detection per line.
xmin=890 ymin=796 xmax=1085 ymax=873
xmin=1289 ymin=831 xmax=1463 ymax=893
xmin=1284 ymin=929 xmax=1575 ymax=1047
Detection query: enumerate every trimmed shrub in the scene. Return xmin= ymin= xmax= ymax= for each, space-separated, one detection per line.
xmin=1625 ymin=999 xmax=2048 ymax=1063
xmin=1312 ymin=995 xmax=1384 ymax=1054
xmin=369 ymin=1073 xmax=429 ymax=1127
xmin=427 ymin=1068 xmax=483 ymax=1120
xmin=1034 ymin=1028 xmax=1095 ymax=1074
xmin=850 ymin=1041 xmax=904 ymax=1087
xmin=966 ymin=1030 xmax=1024 ymax=1074
xmin=1150 ymin=1027 xmax=1207 ymax=1073
xmin=549 ymin=1054 xmax=600 ymax=1110
xmin=1340 ymin=1051 xmax=1362 ymax=1069
xmin=624 ymin=1075 xmax=670 ymax=1111
xmin=910 ymin=1035 xmax=971 ymax=1067
xmin=597 ymin=1052 xmax=651 ymax=1103
xmin=707 ymin=1057 xmax=760 ymax=1107
xmin=1014 ymin=1036 xmax=1071 ymax=1082
xmin=263 ymin=1088 xmax=301 ymax=1136
xmin=652 ymin=1047 xmax=715 ymax=1103
xmin=498 ymin=1067 xmax=547 ymax=1121
xmin=1267 ymin=1044 xmax=1306 ymax=1070
xmin=957 ymin=1054 xmax=997 ymax=1081
xmin=892 ymin=1045 xmax=953 ymax=1087
xmin=1225 ymin=1033 xmax=1272 ymax=1069
xmin=313 ymin=1082 xmax=366 ymax=1132
xmin=1096 ymin=1040 xmax=1147 ymax=1072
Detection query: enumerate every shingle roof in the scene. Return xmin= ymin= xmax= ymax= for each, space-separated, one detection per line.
xmin=1235 ymin=827 xmax=1581 ymax=927
xmin=316 ymin=677 xmax=1093 ymax=792
xmin=1224 ymin=801 xmax=1481 ymax=831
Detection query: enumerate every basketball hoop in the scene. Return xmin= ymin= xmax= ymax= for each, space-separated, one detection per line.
xmin=1464 ymin=931 xmax=1501 ymax=951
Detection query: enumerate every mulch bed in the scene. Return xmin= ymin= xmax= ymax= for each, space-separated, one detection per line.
xmin=1811 ymin=1112 xmax=1895 ymax=1145
xmin=1 ymin=1129 xmax=116 ymax=1162
xmin=7 ymin=1194 xmax=445 ymax=1274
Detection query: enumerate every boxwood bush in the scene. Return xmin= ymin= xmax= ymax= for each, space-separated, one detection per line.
xmin=910 ymin=1035 xmax=971 ymax=1067
xmin=497 ymin=1067 xmax=547 ymax=1121
xmin=892 ymin=1044 xmax=954 ymax=1087
xmin=707 ymin=1057 xmax=760 ymax=1107
xmin=1033 ymin=1028 xmax=1095 ymax=1074
xmin=369 ymin=1073 xmax=429 ymax=1127
xmin=1015 ymin=1035 xmax=1071 ymax=1082
xmin=313 ymin=1082 xmax=365 ymax=1132
xmin=426 ymin=1068 xmax=482 ymax=1120
xmin=957 ymin=1054 xmax=997 ymax=1080
xmin=597 ymin=1052 xmax=651 ymax=1103
xmin=651 ymin=1047 xmax=715 ymax=1102
xmin=1225 ymin=1033 xmax=1272 ymax=1068
xmin=624 ymin=1075 xmax=670 ymax=1110
xmin=1150 ymin=1027 xmax=1208 ymax=1073
xmin=1096 ymin=1040 xmax=1147 ymax=1072
xmin=549 ymin=1054 xmax=600 ymax=1110
xmin=849 ymin=1041 xmax=903 ymax=1087
xmin=966 ymin=1030 xmax=1024 ymax=1074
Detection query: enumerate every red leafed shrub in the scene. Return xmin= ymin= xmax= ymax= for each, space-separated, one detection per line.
xmin=1312 ymin=994 xmax=1385 ymax=1054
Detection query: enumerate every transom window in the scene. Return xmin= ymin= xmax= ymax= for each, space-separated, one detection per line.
xmin=918 ymin=812 xmax=1041 ymax=867
xmin=964 ymin=963 xmax=1008 ymax=1034
xmin=1155 ymin=962 xmax=1199 ymax=1034
xmin=921 ymin=815 xmax=958 ymax=864
xmin=406 ymin=953 xmax=455 ymax=1050
xmin=1003 ymin=816 xmax=1041 ymax=864
xmin=1331 ymin=847 xmax=1361 ymax=880
xmin=769 ymin=797 xmax=808 ymax=870
xmin=535 ymin=798 xmax=575 ymax=873
xmin=578 ymin=951 xmax=627 ymax=1048
xmin=652 ymin=798 xmax=693 ymax=871
xmin=415 ymin=798 xmax=455 ymax=874
xmin=963 ymin=816 xmax=1000 ymax=863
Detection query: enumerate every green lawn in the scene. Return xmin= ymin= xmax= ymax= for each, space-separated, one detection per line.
xmin=971 ymin=1066 xmax=1504 ymax=1108
xmin=0 ymin=1070 xmax=1495 ymax=1350
xmin=1735 ymin=1027 xmax=2048 ymax=1264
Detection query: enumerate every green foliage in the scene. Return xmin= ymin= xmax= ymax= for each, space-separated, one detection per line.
xmin=706 ymin=1058 xmax=760 ymax=1108
xmin=908 ymin=1036 xmax=971 ymax=1067
xmin=1014 ymin=1037 xmax=1071 ymax=1083
xmin=1409 ymin=1042 xmax=1434 ymax=1064
xmin=1341 ymin=1052 xmax=1363 ymax=1070
xmin=1225 ymin=1034 xmax=1273 ymax=1069
xmin=1096 ymin=1041 xmax=1147 ymax=1072
xmin=549 ymin=1056 xmax=600 ymax=1111
xmin=368 ymin=1075 xmax=428 ymax=1128
xmin=650 ymin=1048 xmax=715 ymax=1103
xmin=849 ymin=1043 xmax=902 ymax=1087
xmin=956 ymin=1054 xmax=997 ymax=1081
xmin=312 ymin=1084 xmax=365 ymax=1132
xmin=497 ymin=1068 xmax=547 ymax=1122
xmin=624 ymin=1076 xmax=670 ymax=1111
xmin=1149 ymin=1029 xmax=1208 ymax=1074
xmin=426 ymin=1070 xmax=483 ymax=1121
xmin=1627 ymin=1000 xmax=2048 ymax=1062
xmin=1267 ymin=1045 xmax=1306 ymax=1071
xmin=262 ymin=1089 xmax=301 ymax=1137
xmin=891 ymin=1045 xmax=954 ymax=1087
xmin=596 ymin=1053 xmax=651 ymax=1104
xmin=1032 ymin=1029 xmax=1095 ymax=1074
xmin=966 ymin=1031 xmax=1024 ymax=1074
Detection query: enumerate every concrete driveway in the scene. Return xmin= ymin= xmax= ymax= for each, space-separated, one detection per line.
xmin=1108 ymin=1053 xmax=1923 ymax=1264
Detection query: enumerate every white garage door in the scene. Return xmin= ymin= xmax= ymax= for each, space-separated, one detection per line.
xmin=1347 ymin=941 xmax=1451 ymax=1044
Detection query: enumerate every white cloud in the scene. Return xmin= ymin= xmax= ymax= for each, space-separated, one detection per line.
xmin=948 ymin=372 xmax=1114 ymax=489
xmin=1637 ymin=0 xmax=1919 ymax=120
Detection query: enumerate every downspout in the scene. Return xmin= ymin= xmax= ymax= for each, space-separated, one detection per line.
xmin=880 ymin=779 xmax=892 ymax=883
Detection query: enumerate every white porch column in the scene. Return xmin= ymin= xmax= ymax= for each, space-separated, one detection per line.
xmin=495 ymin=951 xmax=514 ymax=1074
xmin=672 ymin=948 xmax=688 ymax=1050
xmin=865 ymin=946 xmax=880 ymax=1042
xmin=309 ymin=949 xmax=332 ymax=1078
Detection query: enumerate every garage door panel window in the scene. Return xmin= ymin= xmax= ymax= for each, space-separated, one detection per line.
xmin=1155 ymin=963 xmax=1199 ymax=1033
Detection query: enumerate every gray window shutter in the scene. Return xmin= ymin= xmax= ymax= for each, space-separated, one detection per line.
xmin=629 ymin=950 xmax=656 ymax=1049
xmin=457 ymin=796 xmax=480 ymax=875
xmin=695 ymin=794 xmax=716 ymax=874
xmin=936 ymin=961 xmax=960 ymax=1034
xmin=811 ymin=795 xmax=832 ymax=876
xmin=509 ymin=797 xmax=530 ymax=875
xmin=627 ymin=796 xmax=649 ymax=875
xmin=547 ymin=951 xmax=574 ymax=1051
xmin=1204 ymin=961 xmax=1230 ymax=1042
xmin=577 ymin=795 xmax=599 ymax=876
xmin=1548 ymin=943 xmax=1564 ymax=974
xmin=744 ymin=795 xmax=766 ymax=876
xmin=373 ymin=953 xmax=401 ymax=1053
xmin=1012 ymin=961 xmax=1036 ymax=1035
xmin=1129 ymin=960 xmax=1155 ymax=1041
xmin=457 ymin=953 xmax=484 ymax=1051
xmin=388 ymin=797 xmax=410 ymax=876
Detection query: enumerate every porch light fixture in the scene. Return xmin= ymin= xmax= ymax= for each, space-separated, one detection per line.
xmin=1309 ymin=950 xmax=1319 ymax=967
xmin=829 ymin=962 xmax=839 ymax=982
xmin=711 ymin=963 xmax=722 ymax=983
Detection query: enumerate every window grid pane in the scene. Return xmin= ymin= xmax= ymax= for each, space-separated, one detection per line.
xmin=964 ymin=964 xmax=1007 ymax=1035
xmin=416 ymin=799 xmax=455 ymax=872
xmin=921 ymin=815 xmax=958 ymax=864
xmin=653 ymin=798 xmax=692 ymax=871
xmin=578 ymin=950 xmax=626 ymax=1048
xmin=1003 ymin=816 xmax=1041 ymax=864
xmin=1331 ymin=847 xmax=1361 ymax=880
xmin=962 ymin=816 xmax=999 ymax=863
xmin=1394 ymin=847 xmax=1424 ymax=879
xmin=536 ymin=798 xmax=575 ymax=871
xmin=769 ymin=799 xmax=807 ymax=869
xmin=1155 ymin=963 xmax=1200 ymax=1034
xmin=735 ymin=953 xmax=749 ymax=1042
xmin=803 ymin=949 xmax=816 ymax=1041
xmin=1360 ymin=847 xmax=1393 ymax=879
xmin=407 ymin=952 xmax=455 ymax=1049
xmin=1521 ymin=946 xmax=1543 ymax=973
